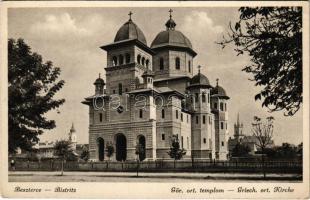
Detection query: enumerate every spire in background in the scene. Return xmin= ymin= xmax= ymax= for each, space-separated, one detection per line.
xmin=70 ymin=123 xmax=75 ymax=133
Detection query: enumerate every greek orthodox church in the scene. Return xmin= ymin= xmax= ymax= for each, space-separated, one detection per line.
xmin=82 ymin=11 xmax=230 ymax=161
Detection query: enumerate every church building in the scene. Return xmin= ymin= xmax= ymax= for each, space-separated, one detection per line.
xmin=82 ymin=11 xmax=230 ymax=161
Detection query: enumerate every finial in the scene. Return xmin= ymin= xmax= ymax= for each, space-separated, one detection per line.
xmin=169 ymin=9 xmax=173 ymax=19
xmin=128 ymin=11 xmax=133 ymax=21
xmin=197 ymin=65 xmax=201 ymax=74
xmin=99 ymin=73 xmax=101 ymax=78
xmin=216 ymin=78 xmax=219 ymax=86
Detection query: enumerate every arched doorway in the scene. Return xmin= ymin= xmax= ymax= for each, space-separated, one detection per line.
xmin=116 ymin=134 xmax=127 ymax=161
xmin=97 ymin=137 xmax=105 ymax=161
xmin=137 ymin=135 xmax=146 ymax=161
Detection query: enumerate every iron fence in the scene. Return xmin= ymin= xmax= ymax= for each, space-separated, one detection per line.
xmin=9 ymin=159 xmax=302 ymax=173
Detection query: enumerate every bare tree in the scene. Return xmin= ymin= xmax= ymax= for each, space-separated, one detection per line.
xmin=251 ymin=116 xmax=274 ymax=178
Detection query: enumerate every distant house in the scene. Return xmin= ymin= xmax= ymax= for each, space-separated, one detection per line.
xmin=33 ymin=141 xmax=56 ymax=158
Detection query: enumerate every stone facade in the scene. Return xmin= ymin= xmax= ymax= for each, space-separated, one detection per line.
xmin=83 ymin=13 xmax=230 ymax=161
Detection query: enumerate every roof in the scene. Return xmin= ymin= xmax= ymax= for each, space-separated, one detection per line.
xmin=151 ymin=30 xmax=193 ymax=49
xmin=153 ymin=75 xmax=191 ymax=83
xmin=127 ymin=86 xmax=184 ymax=98
xmin=114 ymin=19 xmax=147 ymax=45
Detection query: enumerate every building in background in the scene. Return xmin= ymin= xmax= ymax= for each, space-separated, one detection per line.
xmin=228 ymin=113 xmax=275 ymax=156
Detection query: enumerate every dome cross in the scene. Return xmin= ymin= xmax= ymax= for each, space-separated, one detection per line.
xmin=197 ymin=65 xmax=202 ymax=73
xmin=128 ymin=11 xmax=133 ymax=21
xmin=169 ymin=9 xmax=173 ymax=19
xmin=216 ymin=78 xmax=219 ymax=86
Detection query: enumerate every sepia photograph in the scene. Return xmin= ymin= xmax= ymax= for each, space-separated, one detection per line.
xmin=0 ymin=1 xmax=309 ymax=198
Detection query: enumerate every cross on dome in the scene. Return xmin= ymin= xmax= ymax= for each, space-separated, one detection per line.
xmin=165 ymin=9 xmax=176 ymax=30
xmin=197 ymin=65 xmax=202 ymax=73
xmin=128 ymin=11 xmax=133 ymax=21
xmin=169 ymin=9 xmax=173 ymax=19
xmin=216 ymin=78 xmax=219 ymax=86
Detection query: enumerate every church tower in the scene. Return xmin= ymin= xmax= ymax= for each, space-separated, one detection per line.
xmin=234 ymin=113 xmax=244 ymax=141
xmin=68 ymin=123 xmax=77 ymax=150
xmin=187 ymin=66 xmax=214 ymax=159
xmin=211 ymin=79 xmax=229 ymax=160
xmin=150 ymin=9 xmax=197 ymax=81
xmin=100 ymin=12 xmax=155 ymax=95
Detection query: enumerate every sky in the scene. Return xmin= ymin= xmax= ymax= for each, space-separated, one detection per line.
xmin=8 ymin=7 xmax=303 ymax=146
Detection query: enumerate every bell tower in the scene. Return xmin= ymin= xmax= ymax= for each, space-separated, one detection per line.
xmin=100 ymin=12 xmax=155 ymax=95
xmin=211 ymin=79 xmax=230 ymax=160
xmin=68 ymin=123 xmax=77 ymax=150
xmin=187 ymin=65 xmax=213 ymax=159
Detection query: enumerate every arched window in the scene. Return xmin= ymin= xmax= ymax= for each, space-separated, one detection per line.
xmin=125 ymin=53 xmax=130 ymax=63
xmin=118 ymin=83 xmax=123 ymax=95
xmin=137 ymin=55 xmax=141 ymax=64
xmin=175 ymin=57 xmax=180 ymax=70
xmin=220 ymin=102 xmax=224 ymax=111
xmin=112 ymin=56 xmax=117 ymax=66
xmin=146 ymin=59 xmax=149 ymax=68
xmin=119 ymin=55 xmax=124 ymax=65
xmin=188 ymin=60 xmax=191 ymax=72
xmin=159 ymin=57 xmax=164 ymax=70
xmin=161 ymin=109 xmax=165 ymax=118
xmin=141 ymin=57 xmax=145 ymax=66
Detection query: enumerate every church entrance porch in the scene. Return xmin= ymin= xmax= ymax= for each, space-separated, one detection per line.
xmin=97 ymin=137 xmax=105 ymax=161
xmin=116 ymin=134 xmax=127 ymax=161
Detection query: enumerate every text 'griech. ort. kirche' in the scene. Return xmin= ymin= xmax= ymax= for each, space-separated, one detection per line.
xmin=82 ymin=11 xmax=230 ymax=162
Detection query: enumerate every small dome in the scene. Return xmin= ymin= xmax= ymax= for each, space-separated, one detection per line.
xmin=94 ymin=74 xmax=105 ymax=85
xmin=114 ymin=19 xmax=147 ymax=45
xmin=190 ymin=72 xmax=210 ymax=85
xmin=188 ymin=71 xmax=211 ymax=88
xmin=211 ymin=80 xmax=229 ymax=99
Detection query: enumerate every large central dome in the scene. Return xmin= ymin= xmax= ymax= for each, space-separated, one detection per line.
xmin=114 ymin=19 xmax=147 ymax=45
xmin=151 ymin=17 xmax=194 ymax=52
xmin=151 ymin=30 xmax=193 ymax=49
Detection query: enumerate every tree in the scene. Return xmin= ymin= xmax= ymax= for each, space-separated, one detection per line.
xmin=135 ymin=143 xmax=145 ymax=177
xmin=8 ymin=38 xmax=65 ymax=154
xmin=80 ymin=146 xmax=89 ymax=162
xmin=275 ymin=143 xmax=298 ymax=159
xmin=251 ymin=116 xmax=274 ymax=178
xmin=232 ymin=143 xmax=251 ymax=157
xmin=54 ymin=140 xmax=73 ymax=176
xmin=167 ymin=135 xmax=186 ymax=168
xmin=106 ymin=142 xmax=114 ymax=161
xmin=219 ymin=7 xmax=302 ymax=116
